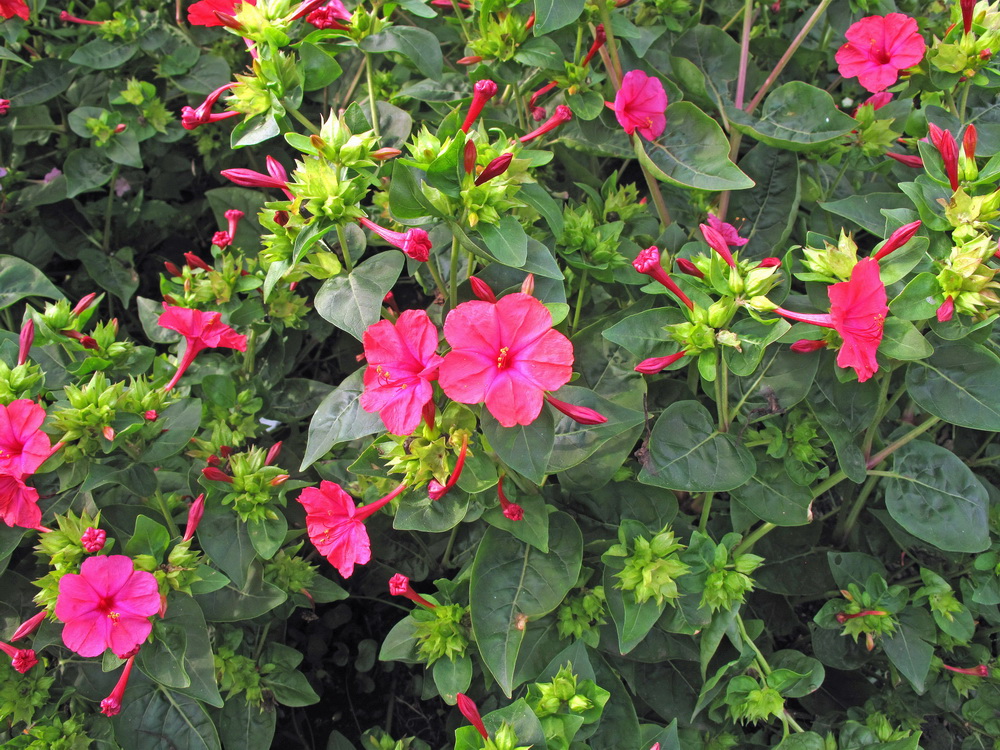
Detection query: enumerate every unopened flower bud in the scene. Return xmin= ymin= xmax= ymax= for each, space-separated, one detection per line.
xmin=0 ymin=642 xmax=37 ymax=673
xmin=937 ymin=296 xmax=955 ymax=322
xmin=520 ymin=273 xmax=535 ymax=296
xmin=464 ymin=140 xmax=477 ymax=175
xmin=10 ymin=610 xmax=46 ymax=642
xmin=790 ymin=339 xmax=827 ymax=353
xmin=270 ymin=474 xmax=290 ymax=486
xmin=17 ymin=319 xmax=33 ymax=366
xmin=102 ymin=426 xmax=116 ymax=442
xmin=182 ymin=494 xmax=205 ymax=542
xmin=474 ymin=152 xmax=513 ymax=186
xmin=81 ymin=527 xmax=106 ymax=552
xmin=456 ymin=693 xmax=489 ymax=740
xmin=388 ymin=573 xmax=436 ymax=608
xmin=519 ymin=105 xmax=573 ymax=144
xmin=371 ymin=147 xmax=402 ymax=161
xmin=635 ymin=351 xmax=688 ymax=374
xmin=72 ymin=293 xmax=99 ymax=316
xmin=202 ymin=467 xmax=234 ymax=483
xmin=675 ymin=258 xmax=704 ymax=278
xmin=144 ymin=410 xmax=158 ymax=420
xmin=545 ymin=395 xmax=607 ymax=425
xmin=457 ymin=55 xmax=483 ymax=65
xmin=461 ymin=79 xmax=498 ymax=133
xmin=872 ymin=220 xmax=921 ymax=261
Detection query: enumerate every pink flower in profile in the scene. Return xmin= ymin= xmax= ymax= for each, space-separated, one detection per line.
xmin=158 ymin=304 xmax=248 ymax=391
xmin=706 ymin=213 xmax=748 ymax=247
xmin=297 ymin=481 xmax=408 ymax=578
xmin=0 ymin=475 xmax=42 ymax=530
xmin=773 ymin=257 xmax=888 ymax=382
xmin=0 ymin=400 xmax=53 ymax=530
xmin=100 ymin=655 xmax=136 ymax=717
xmin=358 ymin=217 xmax=432 ymax=262
xmin=188 ymin=0 xmax=255 ymax=26
xmin=360 ymin=310 xmax=443 ymax=435
xmin=0 ymin=0 xmax=29 ymax=20
xmin=438 ymin=293 xmax=574 ymax=428
xmin=55 ymin=555 xmax=161 ymax=658
xmin=835 ymin=14 xmax=926 ymax=93
xmin=180 ymin=82 xmax=238 ymax=130
xmin=613 ymin=70 xmax=668 ymax=140
xmin=0 ymin=640 xmax=37 ymax=673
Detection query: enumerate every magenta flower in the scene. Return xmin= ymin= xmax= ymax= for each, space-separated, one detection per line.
xmin=188 ymin=0 xmax=255 ymax=26
xmin=220 ymin=156 xmax=293 ymax=199
xmin=100 ymin=655 xmax=136 ymax=717
xmin=835 ymin=14 xmax=926 ymax=93
xmin=180 ymin=83 xmax=238 ymax=131
xmin=360 ymin=310 xmax=443 ymax=435
xmin=457 ymin=693 xmax=489 ymax=740
xmin=158 ymin=304 xmax=248 ymax=392
xmin=358 ymin=217 xmax=432 ymax=262
xmin=438 ymin=293 xmax=574 ymax=427
xmin=307 ymin=1 xmax=351 ymax=30
xmin=0 ymin=641 xmax=37 ymax=673
xmin=545 ymin=395 xmax=607 ymax=425
xmin=699 ymin=224 xmax=737 ymax=267
xmin=635 ymin=350 xmax=690 ymax=374
xmin=497 ymin=475 xmax=523 ymax=521
xmin=10 ymin=610 xmax=46 ymax=642
xmin=55 ymin=555 xmax=161 ymax=658
xmin=0 ymin=0 xmax=29 ymax=21
xmin=388 ymin=574 xmax=436 ymax=609
xmin=519 ymin=105 xmax=573 ymax=144
xmin=297 ymin=481 xmax=408 ymax=578
xmin=81 ymin=527 xmax=106 ymax=553
xmin=0 ymin=400 xmax=54 ymax=531
xmin=706 ymin=213 xmax=749 ymax=247
xmin=633 ymin=246 xmax=695 ymax=310
xmin=182 ymin=494 xmax=206 ymax=542
xmin=872 ymin=219 xmax=921 ymax=261
xmin=928 ymin=123 xmax=960 ymax=191
xmin=461 ymin=79 xmax=498 ymax=133
xmin=614 ymin=70 xmax=668 ymax=140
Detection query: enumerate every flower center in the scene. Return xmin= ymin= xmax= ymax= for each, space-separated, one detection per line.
xmin=496 ymin=346 xmax=511 ymax=370
xmin=376 ymin=365 xmax=408 ymax=390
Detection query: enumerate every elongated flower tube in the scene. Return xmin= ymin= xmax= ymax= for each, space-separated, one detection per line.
xmin=699 ymin=224 xmax=737 ymax=267
xmin=474 ymin=153 xmax=513 ymax=186
xmin=962 ymin=0 xmax=975 ymax=34
xmin=427 ymin=434 xmax=469 ymax=500
xmin=456 ymin=693 xmax=489 ymax=740
xmin=887 ymin=151 xmax=923 ymax=168
xmin=635 ymin=350 xmax=689 ymax=374
xmin=835 ymin=609 xmax=888 ymax=623
xmin=520 ymin=105 xmax=573 ymax=144
xmin=358 ymin=217 xmax=432 ymax=262
xmin=181 ymin=83 xmax=238 ymax=131
xmin=582 ymin=24 xmax=606 ymax=67
xmin=461 ymin=79 xmax=498 ymax=133
xmin=60 ymin=10 xmax=103 ymax=24
xmin=0 ymin=640 xmax=37 ymax=673
xmin=182 ymin=494 xmax=205 ymax=542
xmin=496 ymin=475 xmax=523 ymax=521
xmin=159 ymin=304 xmax=248 ymax=392
xmin=872 ymin=220 xmax=921 ymax=261
xmin=388 ymin=574 xmax=436 ymax=609
xmin=212 ymin=208 xmax=245 ymax=248
xmin=17 ymin=319 xmax=32 ymax=366
xmin=545 ymin=395 xmax=607 ymax=425
xmin=221 ymin=156 xmax=293 ymax=198
xmin=100 ymin=656 xmax=136 ymax=717
xmin=529 ymin=80 xmax=558 ymax=109
xmin=10 ymin=610 xmax=45 ymax=642
xmin=632 ymin=247 xmax=695 ymax=310
xmin=928 ymin=123 xmax=959 ymax=190
xmin=943 ymin=663 xmax=989 ymax=676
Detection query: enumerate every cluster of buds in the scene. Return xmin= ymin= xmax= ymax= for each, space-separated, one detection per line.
xmin=556 ymin=586 xmax=607 ymax=646
xmin=412 ymin=602 xmax=470 ymax=664
xmin=0 ymin=319 xmax=43 ymax=401
xmin=605 ymin=525 xmax=691 ymax=606
xmin=31 ymin=511 xmax=106 ymax=610
xmin=699 ymin=539 xmax=764 ymax=612
xmin=819 ymin=579 xmax=904 ymax=652
xmin=381 ymin=404 xmax=477 ymax=490
xmin=456 ymin=694 xmax=531 ymax=750
xmin=935 ymin=226 xmax=1000 ymax=321
xmin=725 ymin=675 xmax=785 ymax=725
xmin=201 ymin=445 xmax=289 ymax=523
xmin=50 ymin=372 xmax=125 ymax=456
xmin=526 ymin=664 xmax=610 ymax=720
xmin=466 ymin=8 xmax=535 ymax=62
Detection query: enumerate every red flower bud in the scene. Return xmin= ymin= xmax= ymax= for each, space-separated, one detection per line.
xmin=182 ymin=494 xmax=205 ymax=542
xmin=886 ymin=151 xmax=923 ymax=168
xmin=698 ymin=224 xmax=737 ymax=267
xmin=937 ymin=296 xmax=955 ymax=322
xmin=60 ymin=10 xmax=104 ymax=24
xmin=202 ymin=467 xmax=234 ymax=483
xmin=469 ymin=276 xmax=497 ymax=303
xmin=756 ymin=257 xmax=782 ymax=268
xmin=100 ymin=656 xmax=136 ymax=716
xmin=265 ymin=441 xmax=283 ymax=465
xmin=17 ymin=319 xmax=33 ymax=367
xmin=102 ymin=426 xmax=116 ymax=442
xmin=962 ymin=0 xmax=975 ymax=34
xmin=872 ymin=220 xmax=922 ymax=261
xmin=633 ymin=246 xmax=695 ymax=310
xmin=790 ymin=339 xmax=827 ymax=353
xmin=427 ymin=434 xmax=469 ymax=501
xmin=456 ymin=55 xmax=483 ymax=65
xmin=371 ymin=147 xmax=402 ymax=161
xmin=520 ymin=273 xmax=535 ymax=296
xmin=0 ymin=641 xmax=38 ymax=673
xmin=635 ymin=351 xmax=689 ymax=374
xmin=474 ymin=153 xmax=513 ymax=186
xmin=72 ymin=292 xmax=99 ymax=316
xmin=164 ymin=261 xmax=183 ymax=278
xmin=582 ymin=24 xmax=606 ymax=67
xmin=675 ymin=258 xmax=704 ymax=278
xmin=184 ymin=252 xmax=213 ymax=272
xmin=388 ymin=573 xmax=436 ymax=608
xmin=943 ymin=663 xmax=989 ymax=677
xmin=10 ymin=610 xmax=46 ymax=642
xmin=928 ymin=123 xmax=960 ymax=190
xmin=964 ymin=124 xmax=978 ymax=159
xmin=545 ymin=395 xmax=607 ymax=425
xmin=497 ymin=475 xmax=523 ymax=521
xmin=456 ymin=693 xmax=489 ymax=740
xmin=81 ymin=527 xmax=106 ymax=552
xmin=464 ymin=139 xmax=477 ymax=175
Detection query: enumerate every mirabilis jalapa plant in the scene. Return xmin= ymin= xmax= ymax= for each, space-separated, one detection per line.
xmin=4 ymin=0 xmax=1000 ymax=746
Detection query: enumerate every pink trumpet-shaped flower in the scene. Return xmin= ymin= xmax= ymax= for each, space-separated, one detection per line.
xmin=358 ymin=217 xmax=432 ymax=262
xmin=519 ymin=105 xmax=573 ymax=144
xmin=220 ymin=156 xmax=293 ymax=198
xmin=457 ymin=693 xmax=489 ymax=740
xmin=545 ymin=395 xmax=607 ymax=425
xmin=699 ymin=224 xmax=737 ymax=267
xmin=439 ymin=293 xmax=573 ymax=427
xmin=297 ymin=481 xmax=408 ymax=578
xmin=835 ymin=14 xmax=926 ymax=93
xmin=0 ymin=400 xmax=53 ymax=531
xmin=633 ymin=247 xmax=695 ymax=310
xmin=706 ymin=213 xmax=749 ymax=247
xmin=10 ymin=610 xmax=46 ymax=642
xmin=100 ymin=655 xmax=136 ymax=717
xmin=943 ymin=662 xmax=989 ymax=677
xmin=635 ymin=350 xmax=689 ymax=374
xmin=181 ymin=83 xmax=238 ymax=131
xmin=0 ymin=641 xmax=37 ymax=673
xmin=212 ymin=208 xmax=245 ymax=248
xmin=872 ymin=219 xmax=921 ymax=261
xmin=773 ymin=257 xmax=887 ymax=382
xmin=461 ymin=79 xmax=498 ymax=133
xmin=613 ymin=70 xmax=668 ymax=140
xmin=60 ymin=10 xmax=103 ymax=24
xmin=497 ymin=475 xmax=523 ymax=521
xmin=55 ymin=555 xmax=161 ymax=658
xmin=388 ymin=574 xmax=436 ymax=608
xmin=158 ymin=304 xmax=248 ymax=392
xmin=529 ymin=80 xmax=558 ymax=109
xmin=360 ymin=310 xmax=443 ymax=435
xmin=928 ymin=123 xmax=960 ymax=190
xmin=188 ymin=0 xmax=255 ymax=26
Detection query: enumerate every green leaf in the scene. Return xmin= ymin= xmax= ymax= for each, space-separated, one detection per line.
xmin=603 ymin=559 xmax=665 ymax=654
xmin=669 ymin=25 xmax=743 ymax=111
xmin=301 ymin=368 xmax=384 ymax=470
xmin=77 ymin=247 xmax=139 ymax=305
xmin=884 ymin=440 xmax=990 ymax=553
xmin=137 ymin=621 xmax=189 ymax=689
xmin=548 ymin=385 xmax=645 ymax=473
xmin=479 ymin=216 xmax=528 ymax=267
xmin=0 ymin=255 xmax=63 ymax=310
xmin=299 ymin=42 xmax=343 ymax=91
xmin=882 ymin=612 xmax=934 ymax=692
xmin=197 ymin=508 xmax=256 ymax=588
xmin=389 ymin=162 xmax=440 ymax=221
xmin=906 ymin=341 xmax=1000 ymax=430
xmin=174 ymin=54 xmax=232 ymax=96
xmin=232 ymin=113 xmax=281 ymax=148
xmin=635 ymin=103 xmax=753 ymax=191
xmin=821 ymin=193 xmax=914 ymax=236
xmin=729 ymin=455 xmax=813 ymax=526
xmin=154 ymin=595 xmax=223 ymax=706
xmin=68 ymin=39 xmax=138 ymax=70
xmin=889 ymin=273 xmax=941 ymax=321
xmin=218 ymin=697 xmax=276 ymax=750
xmin=393 ymin=491 xmax=469 ymax=533
xmin=602 ymin=307 xmax=686 ymax=358
xmin=113 ymin=683 xmax=220 ymax=750
xmin=638 ymin=401 xmax=755 ymax=492
xmin=141 ymin=398 xmax=202 ymax=463
xmin=195 ymin=561 xmax=287 ymax=622
xmin=8 ymin=59 xmax=73 ymax=106
xmin=481 ymin=407 xmax=555 ymax=484
xmin=470 ymin=512 xmax=582 ymax=696
xmin=482 ymin=492 xmax=550 ymax=552
xmin=425 ymin=130 xmax=466 ymax=198
xmin=63 ymin=148 xmax=114 ymax=198
xmin=314 ymin=251 xmax=405 ymax=340
xmin=880 ymin=318 xmax=933 ymax=361
xmin=726 ymin=82 xmax=857 ymax=151
xmin=125 ymin=515 xmax=171 ymax=561
xmin=729 ymin=145 xmax=800 ymax=259
xmin=360 ymin=26 xmax=443 ymax=80
xmin=248 ymin=513 xmax=287 ymax=559
xmin=723 ymin=318 xmax=790 ymax=376
xmin=533 ymin=0 xmax=585 ymax=33
xmin=433 ymin=655 xmax=473 ymax=703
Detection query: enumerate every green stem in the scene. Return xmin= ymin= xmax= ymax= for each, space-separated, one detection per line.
xmin=744 ymin=0 xmax=834 ymax=114
xmin=242 ymin=329 xmax=258 ymax=376
xmin=154 ymin=493 xmax=181 ymax=538
xmin=959 ymin=79 xmax=972 ymax=122
xmin=639 ymin=157 xmax=673 ymax=229
xmin=735 ymin=613 xmax=770 ymax=677
xmin=441 ymin=526 xmax=459 ymax=569
xmin=865 ymin=416 xmax=941 ymax=470
xmin=571 ymin=268 xmax=588 ymax=335
xmin=449 ymin=0 xmax=472 ymax=42
xmin=427 ymin=249 xmax=448 ymax=300
xmin=596 ymin=1 xmax=623 ymax=87
xmin=364 ymin=53 xmax=381 ymax=140
xmin=860 ymin=370 xmax=893 ymax=460
xmin=823 ymin=156 xmax=852 ymax=202
xmin=335 ymin=223 xmax=354 ymax=273
xmin=448 ymin=234 xmax=460 ymax=309
xmin=285 ymin=104 xmax=320 ymax=135
xmin=719 ymin=360 xmax=730 ymax=432
xmin=511 ymin=78 xmax=528 ymax=132
xmin=699 ymin=491 xmax=714 ymax=532
xmin=833 ymin=472 xmax=878 ymax=544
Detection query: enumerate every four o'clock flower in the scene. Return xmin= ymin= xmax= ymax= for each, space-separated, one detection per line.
xmin=360 ymin=310 xmax=444 ymax=435
xmin=17 ymin=318 xmax=33 ymax=366
xmin=158 ymin=304 xmax=248 ymax=392
xmin=427 ymin=434 xmax=469 ymax=500
xmin=0 ymin=640 xmax=37 ymax=673
xmin=545 ymin=395 xmax=607 ymax=425
xmin=834 ymin=14 xmax=926 ymax=93
xmin=582 ymin=24 xmax=606 ymax=67
xmin=0 ymin=400 xmax=55 ymax=530
xmin=937 ymin=296 xmax=955 ymax=322
xmin=181 ymin=83 xmax=239 ymax=131
xmin=706 ymin=213 xmax=749 ymax=247
xmin=872 ymin=219 xmax=921 ymax=261
xmin=297 ymin=480 xmax=408 ymax=578
xmin=773 ymin=257 xmax=888 ymax=382
xmin=675 ymin=257 xmax=704 ymax=279
xmin=520 ymin=105 xmax=573 ymax=144
xmin=962 ymin=0 xmax=975 ymax=35
xmin=928 ymin=123 xmax=960 ymax=190
xmin=633 ymin=246 xmax=695 ymax=311
xmin=0 ymin=0 xmax=29 ymax=21
xmin=388 ymin=574 xmax=436 ymax=609
xmin=81 ymin=527 xmax=106 ymax=553
xmin=10 ymin=610 xmax=46 ymax=642
xmin=887 ymin=151 xmax=923 ymax=168
xmin=474 ymin=153 xmax=513 ymax=186
xmin=635 ymin=350 xmax=690 ymax=374
xmin=943 ymin=662 xmax=989 ymax=677
xmin=306 ymin=0 xmax=352 ymax=30
xmin=461 ymin=79 xmax=498 ymax=133
xmin=182 ymin=494 xmax=206 ymax=542
xmin=221 ymin=156 xmax=294 ymax=199
xmin=187 ymin=0 xmax=256 ymax=26
xmin=358 ymin=217 xmax=432 ymax=262
xmin=790 ymin=339 xmax=828 ymax=353
xmin=496 ymin=475 xmax=523 ymax=521
xmin=699 ymin=223 xmax=738 ymax=267
xmin=613 ymin=70 xmax=668 ymax=140
xmin=212 ymin=208 xmax=245 ymax=249
xmin=100 ymin=655 xmax=136 ymax=717
xmin=60 ymin=10 xmax=103 ymax=24
xmin=55 ymin=555 xmax=161 ymax=657
xmin=456 ymin=693 xmax=489 ymax=740
xmin=439 ymin=293 xmax=574 ymax=427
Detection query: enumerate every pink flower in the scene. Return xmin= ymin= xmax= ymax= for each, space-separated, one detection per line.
xmin=55 ymin=555 xmax=161 ymax=658
xmin=297 ymin=481 xmax=408 ymax=578
xmin=519 ymin=105 xmax=573 ymax=144
xmin=675 ymin=258 xmax=704 ymax=278
xmin=10 ymin=610 xmax=46 ymax=642
xmin=835 ymin=14 xmax=926 ymax=93
xmin=633 ymin=247 xmax=695 ymax=310
xmin=635 ymin=350 xmax=689 ymax=374
xmin=706 ymin=213 xmax=748 ymax=247
xmin=457 ymin=693 xmax=489 ymax=740
xmin=613 ymin=70 xmax=668 ymax=140
xmin=360 ymin=310 xmax=443 ymax=435
xmin=699 ymin=223 xmax=737 ymax=267
xmin=182 ymin=494 xmax=205 ymax=542
xmin=0 ymin=475 xmax=42 ymax=530
xmin=358 ymin=217 xmax=432 ymax=262
xmin=474 ymin=153 xmax=513 ymax=186
xmin=872 ymin=219 xmax=921 ymax=261
xmin=438 ymin=293 xmax=574 ymax=427
xmin=773 ymin=257 xmax=887 ymax=382
xmin=937 ymin=296 xmax=955 ymax=322
xmin=0 ymin=99 xmax=9 ymax=116
xmin=307 ymin=3 xmax=351 ymax=30
xmin=188 ymin=0 xmax=255 ymax=26
xmin=790 ymin=339 xmax=828 ymax=353
xmin=100 ymin=655 xmax=136 ymax=717
xmin=0 ymin=400 xmax=52 ymax=477
xmin=221 ymin=156 xmax=292 ymax=198
xmin=0 ymin=640 xmax=37 ymax=673
xmin=180 ymin=83 xmax=238 ymax=131
xmin=582 ymin=24 xmax=606 ymax=67
xmin=545 ymin=395 xmax=607 ymax=425
xmin=388 ymin=574 xmax=436 ymax=608
xmin=18 ymin=319 xmax=33 ymax=366
xmin=461 ymin=79 xmax=498 ymax=133
xmin=158 ymin=304 xmax=248 ymax=392
xmin=928 ymin=123 xmax=960 ymax=191
xmin=497 ymin=475 xmax=523 ymax=521
xmin=0 ymin=0 xmax=29 ymax=20
xmin=81 ymin=527 xmax=106 ymax=553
